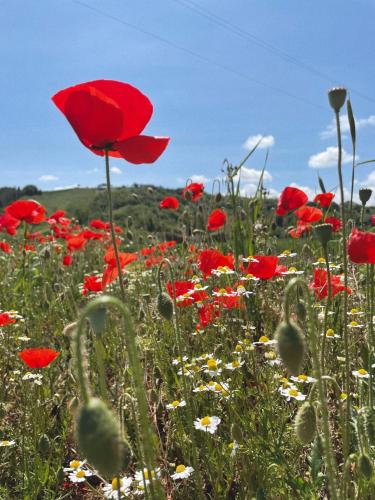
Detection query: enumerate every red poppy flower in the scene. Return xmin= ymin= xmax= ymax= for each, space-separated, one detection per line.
xmin=274 ymin=265 xmax=288 ymax=276
xmin=198 ymin=249 xmax=234 ymax=277
xmin=288 ymin=221 xmax=312 ymax=238
xmin=166 ymin=280 xmax=208 ymax=306
xmin=243 ymin=255 xmax=279 ymax=280
xmin=214 ymin=287 xmax=241 ymax=309
xmin=198 ymin=302 xmax=219 ymax=327
xmin=141 ymin=246 xmax=156 ymax=256
xmin=63 ymin=255 xmax=72 ymax=266
xmin=52 ymin=80 xmax=169 ymax=164
xmin=207 ymin=209 xmax=227 ymax=231
xmin=276 ymin=187 xmax=308 ymax=216
xmin=314 ymin=192 xmax=335 ymax=207
xmin=82 ymin=275 xmax=103 ymax=295
xmin=182 ymin=183 xmax=204 ymax=202
xmin=348 ymin=228 xmax=375 ymax=264
xmin=66 ymin=235 xmax=86 ymax=252
xmin=47 ymin=210 xmax=66 ymax=225
xmin=0 ymin=241 xmax=11 ymax=253
xmin=6 ymin=200 xmax=45 ymax=225
xmin=372 ymin=215 xmax=375 ymax=227
xmin=160 ymin=196 xmax=179 ymax=210
xmin=310 ymin=268 xmax=351 ymax=300
xmin=104 ymin=248 xmax=138 ymax=268
xmin=294 ymin=205 xmax=323 ymax=223
xmin=0 ymin=313 xmax=16 ymax=326
xmin=90 ymin=219 xmax=107 ymax=230
xmin=0 ymin=213 xmax=20 ymax=235
xmin=325 ymin=216 xmax=342 ymax=233
xmin=19 ymin=348 xmax=59 ymax=369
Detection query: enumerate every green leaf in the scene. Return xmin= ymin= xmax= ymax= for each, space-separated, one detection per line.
xmin=318 ymin=175 xmax=326 ymax=193
xmin=347 ymin=98 xmax=356 ymax=146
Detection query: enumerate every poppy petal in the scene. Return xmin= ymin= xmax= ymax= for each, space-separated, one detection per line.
xmin=114 ymin=136 xmax=170 ymax=164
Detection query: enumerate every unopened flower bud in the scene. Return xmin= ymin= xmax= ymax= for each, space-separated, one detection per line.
xmin=38 ymin=434 xmax=51 ymax=457
xmin=157 ymin=292 xmax=174 ymax=321
xmin=328 ymin=87 xmax=347 ymax=113
xmin=276 ymin=320 xmax=305 ymax=375
xmin=314 ymin=223 xmax=332 ymax=247
xmin=294 ymin=402 xmax=316 ymax=444
xmin=215 ymin=192 xmax=222 ymax=203
xmin=358 ymin=453 xmax=373 ymax=479
xmin=88 ymin=304 xmax=106 ymax=336
xmin=359 ymin=188 xmax=372 ymax=206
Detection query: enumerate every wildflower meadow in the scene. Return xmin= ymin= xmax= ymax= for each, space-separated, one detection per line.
xmin=1 ymin=80 xmax=375 ymax=500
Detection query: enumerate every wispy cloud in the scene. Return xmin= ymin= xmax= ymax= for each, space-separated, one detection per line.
xmin=238 ymin=167 xmax=272 ymax=196
xmin=53 ymin=184 xmax=79 ymax=191
xmin=320 ymin=114 xmax=375 ymax=139
xmin=243 ymin=134 xmax=275 ymax=150
xmin=308 ymin=146 xmax=356 ymax=168
xmin=39 ymin=174 xmax=58 ymax=182
xmin=110 ymin=166 xmax=122 ymax=175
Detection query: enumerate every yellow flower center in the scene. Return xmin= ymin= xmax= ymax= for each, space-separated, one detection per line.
xmin=282 ymin=250 xmax=290 ymax=255
xmin=350 ymin=308 xmax=359 ymax=314
xmin=198 ymin=385 xmax=205 ymax=391
xmin=200 ymin=416 xmax=211 ymax=426
xmin=208 ymin=381 xmax=215 ymax=387
xmin=326 ymin=328 xmax=334 ymax=337
xmin=195 ymin=283 xmax=202 ymax=289
xmin=237 ymin=286 xmax=246 ymax=293
xmin=70 ymin=460 xmax=81 ymax=469
xmin=288 ymin=267 xmax=297 ymax=272
xmin=218 ymin=288 xmax=227 ymax=295
xmin=207 ymin=359 xmax=217 ymax=370
xmin=175 ymin=464 xmax=186 ymax=473
xmin=288 ymin=389 xmax=299 ymax=397
xmin=232 ymin=360 xmax=240 ymax=368
xmin=358 ymin=368 xmax=368 ymax=375
xmin=228 ymin=442 xmax=235 ymax=449
xmin=235 ymin=344 xmax=243 ymax=352
xmin=246 ymin=273 xmax=254 ymax=279
xmin=340 ymin=393 xmax=347 ymax=400
xmin=76 ymin=470 xmax=86 ymax=478
xmin=317 ymin=257 xmax=326 ymax=263
xmin=259 ymin=336 xmax=269 ymax=343
xmin=1 ymin=440 xmax=10 ymax=446
xmin=214 ymin=383 xmax=222 ymax=392
xmin=297 ymin=375 xmax=307 ymax=381
xmin=350 ymin=321 xmax=359 ymax=327
xmin=171 ymin=400 xmax=180 ymax=407
xmin=112 ymin=478 xmax=124 ymax=489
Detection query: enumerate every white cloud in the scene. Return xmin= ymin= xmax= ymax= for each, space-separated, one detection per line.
xmin=308 ymin=146 xmax=356 ymax=168
xmin=53 ymin=184 xmax=79 ymax=191
xmin=190 ymin=174 xmax=210 ymax=183
xmin=320 ymin=114 xmax=375 ymax=139
xmin=238 ymin=167 xmax=272 ymax=196
xmin=85 ymin=167 xmax=99 ymax=174
xmin=243 ymin=134 xmax=275 ymax=150
xmin=39 ymin=174 xmax=58 ymax=182
xmin=110 ymin=166 xmax=122 ymax=175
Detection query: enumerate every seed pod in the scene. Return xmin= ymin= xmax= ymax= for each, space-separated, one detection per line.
xmin=88 ymin=304 xmax=106 ymax=336
xmin=157 ymin=292 xmax=173 ymax=320
xmin=328 ymin=87 xmax=347 ymax=113
xmin=276 ymin=320 xmax=305 ymax=375
xmin=359 ymin=188 xmax=372 ymax=206
xmin=296 ymin=301 xmax=307 ymax=322
xmin=76 ymin=398 xmax=123 ymax=478
xmin=184 ymin=189 xmax=193 ymax=202
xmin=358 ymin=453 xmax=373 ymax=480
xmin=314 ymin=223 xmax=332 ymax=247
xmin=38 ymin=434 xmax=51 ymax=457
xmin=294 ymin=402 xmax=316 ymax=444
xmin=215 ymin=192 xmax=222 ymax=203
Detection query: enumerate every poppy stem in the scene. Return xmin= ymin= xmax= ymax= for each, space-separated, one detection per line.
xmin=104 ymin=149 xmax=126 ymax=302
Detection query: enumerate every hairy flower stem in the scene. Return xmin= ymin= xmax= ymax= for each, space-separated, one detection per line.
xmin=75 ymin=296 xmax=163 ymax=499
xmin=105 ymin=150 xmax=126 ymax=302
xmin=284 ymin=278 xmax=339 ymax=499
xmin=320 ymin=243 xmax=332 ymax=374
xmin=334 ymin=110 xmax=351 ymax=462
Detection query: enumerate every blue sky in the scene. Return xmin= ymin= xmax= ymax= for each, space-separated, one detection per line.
xmin=1 ymin=0 xmax=375 ymax=202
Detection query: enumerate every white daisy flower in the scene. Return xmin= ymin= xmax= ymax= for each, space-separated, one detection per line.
xmin=225 ymin=359 xmax=244 ymax=370
xmin=64 ymin=459 xmax=86 ymax=471
xmin=0 ymin=439 xmax=15 ymax=447
xmin=68 ymin=468 xmax=92 ymax=483
xmin=352 ymin=368 xmax=370 ymax=379
xmin=193 ymin=384 xmax=209 ymax=393
xmin=252 ymin=335 xmax=276 ymax=346
xmin=171 ymin=464 xmax=194 ymax=480
xmin=194 ymin=415 xmax=221 ymax=434
xmin=241 ymin=256 xmax=259 ymax=263
xmin=322 ymin=328 xmax=340 ymax=339
xmin=102 ymin=476 xmax=133 ymax=499
xmin=172 ymin=356 xmax=188 ymax=366
xmin=290 ymin=374 xmax=316 ymax=384
xmin=166 ymin=400 xmax=186 ymax=410
xmin=203 ymin=358 xmax=222 ymax=376
xmin=278 ymin=250 xmax=297 ymax=258
xmin=134 ymin=467 xmax=160 ymax=486
xmin=348 ymin=308 xmax=365 ymax=316
xmin=278 ymin=386 xmax=306 ymax=401
xmin=228 ymin=440 xmax=239 ymax=457
xmin=348 ymin=321 xmax=364 ymax=329
xmin=211 ymin=266 xmax=235 ymax=276
xmin=280 ymin=267 xmax=304 ymax=276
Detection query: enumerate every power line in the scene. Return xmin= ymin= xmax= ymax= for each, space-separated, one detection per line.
xmin=71 ymin=0 xmax=325 ymax=110
xmin=171 ymin=0 xmax=375 ymax=105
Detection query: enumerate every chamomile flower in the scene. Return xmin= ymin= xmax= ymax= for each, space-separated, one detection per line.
xmin=211 ymin=382 xmax=231 ymax=397
xmin=211 ymin=266 xmax=235 ymax=276
xmin=228 ymin=440 xmax=239 ymax=457
xmin=348 ymin=320 xmax=364 ymax=329
xmin=312 ymin=257 xmax=328 ymax=266
xmin=264 ymin=351 xmax=281 ymax=365
xmin=68 ymin=468 xmax=92 ymax=483
xmin=278 ymin=386 xmax=306 ymax=401
xmin=252 ymin=335 xmax=276 ymax=346
xmin=233 ymin=344 xmax=244 ymax=355
xmin=322 ymin=328 xmax=340 ymax=339
xmin=22 ymin=372 xmax=43 ymax=385
xmin=240 ymin=273 xmax=260 ymax=282
xmin=194 ymin=415 xmax=221 ymax=434
xmin=166 ymin=400 xmax=186 ymax=410
xmin=225 ymin=359 xmax=244 ymax=370
xmin=193 ymin=384 xmax=209 ymax=393
xmin=134 ymin=467 xmax=161 ymax=486
xmin=348 ymin=308 xmax=365 ymax=317
xmin=280 ymin=267 xmax=304 ymax=276
xmin=242 ymin=256 xmax=259 ymax=263
xmin=172 ymin=356 xmax=188 ymax=366
xmin=290 ymin=374 xmax=316 ymax=384
xmin=203 ymin=358 xmax=222 ymax=376
xmin=171 ymin=464 xmax=194 ymax=480
xmin=102 ymin=476 xmax=133 ymax=499
xmin=352 ymin=368 xmax=370 ymax=379
xmin=236 ymin=285 xmax=253 ymax=298
xmin=0 ymin=439 xmax=15 ymax=447
xmin=64 ymin=459 xmax=86 ymax=471
xmin=278 ymin=250 xmax=297 ymax=258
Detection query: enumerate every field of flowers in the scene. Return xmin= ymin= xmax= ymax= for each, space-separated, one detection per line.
xmin=1 ymin=81 xmax=375 ymax=499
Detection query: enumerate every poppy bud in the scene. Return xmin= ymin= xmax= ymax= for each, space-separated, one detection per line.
xmin=76 ymin=398 xmax=123 ymax=478
xmin=231 ymin=423 xmax=243 ymax=443
xmin=56 ymin=467 xmax=65 ymax=484
xmin=88 ymin=304 xmax=106 ymax=336
xmin=184 ymin=189 xmax=193 ymax=202
xmin=294 ymin=402 xmax=316 ymax=444
xmin=147 ymin=187 xmax=154 ymax=194
xmin=296 ymin=301 xmax=307 ymax=322
xmin=38 ymin=434 xmax=51 ymax=457
xmin=126 ymin=230 xmax=133 ymax=241
xmin=314 ymin=223 xmax=332 ymax=247
xmin=131 ymin=193 xmax=138 ymax=199
xmin=366 ymin=410 xmax=375 ymax=445
xmin=276 ymin=320 xmax=305 ymax=375
xmin=215 ymin=192 xmax=222 ymax=203
xmin=328 ymin=87 xmax=347 ymax=113
xmin=127 ymin=215 xmax=133 ymax=226
xmin=358 ymin=453 xmax=373 ymax=479
xmin=157 ymin=292 xmax=174 ymax=321
xmin=359 ymin=188 xmax=372 ymax=206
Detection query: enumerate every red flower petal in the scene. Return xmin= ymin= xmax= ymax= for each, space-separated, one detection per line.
xmin=19 ymin=348 xmax=59 ymax=369
xmin=114 ymin=135 xmax=170 ymax=164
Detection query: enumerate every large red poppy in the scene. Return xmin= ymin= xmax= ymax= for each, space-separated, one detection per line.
xmin=198 ymin=249 xmax=234 ymax=277
xmin=6 ymin=200 xmax=45 ymax=225
xmin=160 ymin=196 xmax=179 ymax=210
xmin=243 ymin=255 xmax=279 ymax=280
xmin=310 ymin=268 xmax=351 ymax=300
xmin=207 ymin=209 xmax=227 ymax=231
xmin=182 ymin=183 xmax=204 ymax=202
xmin=0 ymin=213 xmax=20 ymax=235
xmin=52 ymin=80 xmax=169 ymax=164
xmin=325 ymin=216 xmax=341 ymax=233
xmin=276 ymin=187 xmax=308 ymax=216
xmin=314 ymin=192 xmax=335 ymax=207
xmin=294 ymin=205 xmax=323 ymax=223
xmin=19 ymin=348 xmax=59 ymax=369
xmin=348 ymin=228 xmax=375 ymax=264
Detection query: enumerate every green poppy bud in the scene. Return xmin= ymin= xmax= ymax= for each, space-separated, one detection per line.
xmin=296 ymin=301 xmax=307 ymax=323
xmin=215 ymin=192 xmax=222 ymax=203
xmin=184 ymin=189 xmax=193 ymax=202
xmin=276 ymin=320 xmax=305 ymax=375
xmin=126 ymin=230 xmax=133 ymax=241
xmin=88 ymin=304 xmax=106 ymax=336
xmin=157 ymin=292 xmax=174 ymax=321
xmin=76 ymin=398 xmax=123 ymax=478
xmin=56 ymin=467 xmax=65 ymax=484
xmin=314 ymin=223 xmax=332 ymax=248
xmin=328 ymin=87 xmax=347 ymax=113
xmin=359 ymin=188 xmax=372 ymax=206
xmin=37 ymin=434 xmax=51 ymax=457
xmin=358 ymin=453 xmax=373 ymax=480
xmin=294 ymin=402 xmax=316 ymax=444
